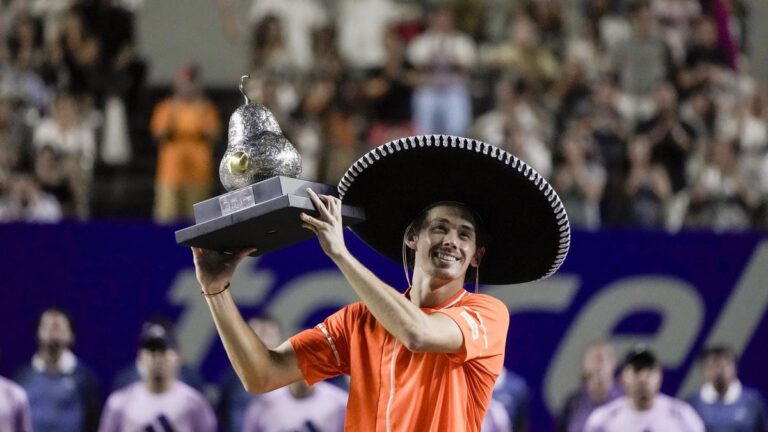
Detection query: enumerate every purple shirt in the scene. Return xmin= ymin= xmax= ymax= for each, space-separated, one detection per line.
xmin=585 ymin=394 xmax=705 ymax=432
xmin=482 ymin=399 xmax=512 ymax=432
xmin=0 ymin=376 xmax=32 ymax=432
xmin=242 ymin=382 xmax=347 ymax=432
xmin=98 ymin=381 xmax=216 ymax=432
xmin=561 ymin=383 xmax=624 ymax=432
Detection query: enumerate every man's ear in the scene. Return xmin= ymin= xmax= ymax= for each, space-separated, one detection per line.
xmin=404 ymin=226 xmax=419 ymax=251
xmin=471 ymin=246 xmax=486 ymax=267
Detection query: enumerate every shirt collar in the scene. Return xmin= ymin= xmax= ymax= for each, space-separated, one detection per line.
xmin=404 ymin=287 xmax=469 ymax=311
xmin=32 ymin=350 xmax=77 ymax=374
xmin=700 ymin=380 xmax=742 ymax=404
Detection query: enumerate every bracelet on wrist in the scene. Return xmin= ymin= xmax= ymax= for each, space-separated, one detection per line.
xmin=202 ymin=282 xmax=230 ymax=297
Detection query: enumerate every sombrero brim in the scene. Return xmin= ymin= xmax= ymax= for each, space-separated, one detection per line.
xmin=338 ymin=135 xmax=570 ymax=285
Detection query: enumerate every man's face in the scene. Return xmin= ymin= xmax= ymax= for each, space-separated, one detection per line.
xmin=703 ymin=354 xmax=736 ymax=391
xmin=622 ymin=366 xmax=661 ymax=408
xmin=38 ymin=311 xmax=73 ymax=352
xmin=582 ymin=344 xmax=616 ymax=398
xmin=139 ymin=348 xmax=179 ymax=385
xmin=408 ymin=205 xmax=481 ymax=284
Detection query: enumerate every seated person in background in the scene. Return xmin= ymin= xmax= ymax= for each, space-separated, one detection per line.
xmin=110 ymin=317 xmax=207 ymax=395
xmin=493 ymin=368 xmax=530 ymax=431
xmin=0 ymin=371 xmax=32 ymax=432
xmin=584 ymin=346 xmax=704 ymax=432
xmin=98 ymin=320 xmax=216 ymax=432
xmin=15 ymin=308 xmax=100 ymax=432
xmin=241 ymin=316 xmax=347 ymax=432
xmin=687 ymin=345 xmax=768 ymax=432
xmin=558 ymin=341 xmax=623 ymax=432
xmin=217 ymin=314 xmax=282 ymax=432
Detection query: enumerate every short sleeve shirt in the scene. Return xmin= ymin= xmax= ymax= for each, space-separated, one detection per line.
xmin=289 ymin=289 xmax=509 ymax=432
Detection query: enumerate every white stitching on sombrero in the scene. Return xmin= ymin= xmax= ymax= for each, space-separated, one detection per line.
xmin=336 ymin=135 xmax=571 ymax=281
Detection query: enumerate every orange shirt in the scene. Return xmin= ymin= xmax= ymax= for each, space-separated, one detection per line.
xmin=151 ymin=98 xmax=221 ymax=186
xmin=289 ymin=289 xmax=509 ymax=431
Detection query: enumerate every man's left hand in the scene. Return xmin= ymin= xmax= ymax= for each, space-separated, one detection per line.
xmin=301 ymin=189 xmax=348 ymax=260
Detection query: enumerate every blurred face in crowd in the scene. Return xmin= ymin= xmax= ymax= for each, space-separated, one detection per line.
xmin=710 ymin=140 xmax=736 ymax=168
xmin=53 ymin=94 xmax=79 ymax=127
xmin=630 ymin=3 xmax=654 ymax=34
xmin=628 ymin=136 xmax=652 ymax=166
xmin=582 ymin=343 xmax=616 ymax=402
xmin=512 ymin=17 xmax=539 ymax=50
xmin=622 ymin=364 xmax=662 ymax=411
xmin=37 ymin=309 xmax=74 ymax=356
xmin=703 ymin=352 xmax=737 ymax=395
xmin=173 ymin=66 xmax=202 ymax=99
xmin=139 ymin=347 xmax=180 ymax=393
xmin=654 ymin=83 xmax=678 ymax=114
xmin=431 ymin=7 xmax=455 ymax=33
xmin=693 ymin=18 xmax=718 ymax=48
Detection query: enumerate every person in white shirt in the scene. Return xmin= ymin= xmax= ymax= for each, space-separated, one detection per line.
xmin=584 ymin=346 xmax=704 ymax=432
xmin=98 ymin=320 xmax=216 ymax=432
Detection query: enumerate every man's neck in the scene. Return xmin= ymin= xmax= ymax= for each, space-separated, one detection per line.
xmin=145 ymin=378 xmax=173 ymax=395
xmin=38 ymin=349 xmax=63 ymax=369
xmin=410 ymin=272 xmax=465 ymax=308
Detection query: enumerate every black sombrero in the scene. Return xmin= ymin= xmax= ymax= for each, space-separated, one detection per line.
xmin=338 ymin=135 xmax=570 ymax=285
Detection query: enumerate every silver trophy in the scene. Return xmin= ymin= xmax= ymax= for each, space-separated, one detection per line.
xmin=175 ymin=76 xmax=364 ymax=256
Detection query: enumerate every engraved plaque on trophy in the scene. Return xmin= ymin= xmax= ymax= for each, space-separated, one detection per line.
xmin=175 ymin=76 xmax=365 ymax=256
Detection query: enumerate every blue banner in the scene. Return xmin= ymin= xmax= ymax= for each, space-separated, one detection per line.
xmin=1 ymin=222 xmax=766 ymax=430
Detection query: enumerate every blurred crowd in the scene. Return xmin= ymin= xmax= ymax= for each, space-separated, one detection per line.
xmin=1 ymin=0 xmax=767 ymax=230
xmin=2 ymin=308 xmax=766 ymax=431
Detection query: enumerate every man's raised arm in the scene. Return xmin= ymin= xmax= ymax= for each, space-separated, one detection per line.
xmin=192 ymin=247 xmax=303 ymax=393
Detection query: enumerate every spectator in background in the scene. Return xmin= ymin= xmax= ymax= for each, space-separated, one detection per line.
xmin=482 ymin=398 xmax=512 ymax=432
xmin=336 ymin=0 xmax=412 ymax=73
xmin=15 ymin=308 xmax=101 ymax=432
xmin=0 ymin=372 xmax=32 ymax=432
xmin=248 ymin=0 xmax=328 ymax=73
xmin=150 ymin=64 xmax=221 ymax=223
xmin=554 ymin=131 xmax=606 ymax=230
xmin=110 ymin=317 xmax=207 ymax=395
xmin=584 ymin=346 xmax=704 ymax=432
xmin=636 ymin=81 xmax=695 ymax=194
xmin=364 ymin=28 xmax=417 ymax=148
xmin=678 ymin=16 xmax=730 ymax=98
xmin=0 ymin=173 xmax=62 ymax=222
xmin=98 ymin=320 xmax=216 ymax=432
xmin=623 ymin=135 xmax=672 ymax=227
xmin=32 ymin=92 xmax=96 ymax=218
xmin=484 ymin=15 xmax=560 ymax=92
xmin=0 ymin=34 xmax=51 ymax=114
xmin=687 ymin=139 xmax=756 ymax=230
xmin=651 ymin=0 xmax=701 ymax=65
xmin=407 ymin=5 xmax=476 ymax=136
xmin=249 ymin=15 xmax=292 ymax=77
xmin=241 ymin=318 xmax=347 ymax=432
xmin=34 ymin=145 xmax=76 ymax=217
xmin=493 ymin=368 xmax=530 ymax=432
xmin=217 ymin=314 xmax=282 ymax=432
xmin=610 ymin=0 xmax=672 ymax=122
xmin=0 ymin=94 xmax=33 ymax=173
xmin=687 ymin=346 xmax=768 ymax=432
xmin=558 ymin=341 xmax=623 ymax=432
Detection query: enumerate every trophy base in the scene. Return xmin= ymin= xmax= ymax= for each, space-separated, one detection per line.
xmin=175 ymin=176 xmax=365 ymax=256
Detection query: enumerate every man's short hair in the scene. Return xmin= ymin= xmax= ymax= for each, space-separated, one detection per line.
xmin=699 ymin=345 xmax=738 ymax=364
xmin=623 ymin=345 xmax=659 ymax=371
xmin=139 ymin=318 xmax=177 ymax=352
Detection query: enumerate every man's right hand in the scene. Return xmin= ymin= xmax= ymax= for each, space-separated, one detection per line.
xmin=191 ymin=247 xmax=256 ymax=294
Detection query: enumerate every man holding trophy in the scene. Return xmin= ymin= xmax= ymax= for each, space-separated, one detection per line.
xmin=184 ymin=79 xmax=570 ymax=431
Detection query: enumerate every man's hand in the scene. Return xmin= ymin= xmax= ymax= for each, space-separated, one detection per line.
xmin=300 ymin=189 xmax=348 ymax=260
xmin=191 ymin=247 xmax=256 ymax=294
